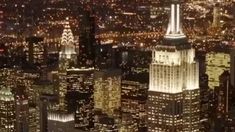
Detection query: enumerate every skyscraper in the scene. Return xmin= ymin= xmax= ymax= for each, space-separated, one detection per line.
xmin=94 ymin=69 xmax=121 ymax=115
xmin=217 ymin=71 xmax=232 ymax=118
xmin=213 ymin=71 xmax=234 ymax=132
xmin=15 ymin=87 xmax=29 ymax=132
xmin=25 ymin=37 xmax=45 ymax=67
xmin=148 ymin=0 xmax=200 ymax=131
xmin=121 ymin=79 xmax=148 ymax=132
xmin=206 ymin=52 xmax=230 ymax=89
xmin=39 ymin=94 xmax=58 ymax=132
xmin=28 ymin=104 xmax=39 ymax=132
xmin=56 ymin=19 xmax=77 ymax=111
xmin=230 ymin=48 xmax=235 ymax=87
xmin=0 ymin=85 xmax=15 ymax=132
xmin=199 ymin=74 xmax=210 ymax=131
xmin=59 ymin=18 xmax=77 ymax=71
xmin=78 ymin=9 xmax=96 ymax=67
xmin=73 ymin=68 xmax=95 ymax=131
xmin=212 ymin=1 xmax=221 ymax=28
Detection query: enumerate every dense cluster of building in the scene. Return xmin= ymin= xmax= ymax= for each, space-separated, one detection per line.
xmin=0 ymin=0 xmax=235 ymax=132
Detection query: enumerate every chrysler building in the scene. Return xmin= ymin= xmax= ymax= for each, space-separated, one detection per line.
xmin=59 ymin=18 xmax=77 ymax=71
xmin=148 ymin=0 xmax=200 ymax=131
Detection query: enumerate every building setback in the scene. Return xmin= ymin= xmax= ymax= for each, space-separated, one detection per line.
xmin=148 ymin=0 xmax=200 ymax=131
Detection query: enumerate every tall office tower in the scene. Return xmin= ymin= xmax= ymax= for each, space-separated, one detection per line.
xmin=73 ymin=68 xmax=95 ymax=131
xmin=52 ymin=71 xmax=66 ymax=111
xmin=199 ymin=74 xmax=210 ymax=131
xmin=230 ymin=48 xmax=235 ymax=87
xmin=59 ymin=18 xmax=77 ymax=71
xmin=15 ymin=88 xmax=29 ymax=132
xmin=56 ymin=19 xmax=77 ymax=111
xmin=78 ymin=9 xmax=96 ymax=67
xmin=148 ymin=0 xmax=200 ymax=131
xmin=22 ymin=71 xmax=40 ymax=104
xmin=212 ymin=71 xmax=234 ymax=131
xmin=217 ymin=71 xmax=233 ymax=117
xmin=94 ymin=69 xmax=121 ymax=116
xmin=39 ymin=94 xmax=57 ymax=132
xmin=121 ymin=79 xmax=148 ymax=132
xmin=66 ymin=68 xmax=95 ymax=113
xmin=212 ymin=1 xmax=221 ymax=28
xmin=206 ymin=52 xmax=230 ymax=89
xmin=25 ymin=37 xmax=46 ymax=67
xmin=0 ymin=85 xmax=15 ymax=132
xmin=29 ymin=104 xmax=39 ymax=132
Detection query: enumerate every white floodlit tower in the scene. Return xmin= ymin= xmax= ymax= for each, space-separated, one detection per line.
xmin=148 ymin=0 xmax=200 ymax=131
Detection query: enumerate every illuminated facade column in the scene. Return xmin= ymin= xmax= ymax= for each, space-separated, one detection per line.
xmin=148 ymin=0 xmax=200 ymax=131
xmin=94 ymin=69 xmax=121 ymax=116
xmin=0 ymin=85 xmax=15 ymax=132
xmin=212 ymin=2 xmax=221 ymax=28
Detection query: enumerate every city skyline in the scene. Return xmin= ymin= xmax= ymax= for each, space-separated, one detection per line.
xmin=0 ymin=0 xmax=235 ymax=132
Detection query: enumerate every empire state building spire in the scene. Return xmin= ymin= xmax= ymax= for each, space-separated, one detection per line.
xmin=165 ymin=0 xmax=186 ymax=39
xmin=148 ymin=1 xmax=200 ymax=131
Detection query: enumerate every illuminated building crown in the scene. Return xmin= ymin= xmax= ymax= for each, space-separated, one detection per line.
xmin=61 ymin=22 xmax=74 ymax=46
xmin=60 ymin=18 xmax=76 ymax=59
xmin=0 ymin=85 xmax=14 ymax=101
xmin=165 ymin=0 xmax=186 ymax=39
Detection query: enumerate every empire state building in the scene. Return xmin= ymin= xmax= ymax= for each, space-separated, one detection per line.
xmin=148 ymin=0 xmax=200 ymax=132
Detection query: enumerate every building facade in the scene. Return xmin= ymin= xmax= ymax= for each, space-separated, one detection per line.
xmin=148 ymin=0 xmax=200 ymax=131
xmin=15 ymin=92 xmax=29 ymax=132
xmin=73 ymin=68 xmax=95 ymax=131
xmin=121 ymin=80 xmax=148 ymax=132
xmin=94 ymin=69 xmax=121 ymax=116
xmin=0 ymin=86 xmax=15 ymax=132
xmin=206 ymin=52 xmax=230 ymax=89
